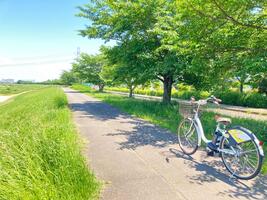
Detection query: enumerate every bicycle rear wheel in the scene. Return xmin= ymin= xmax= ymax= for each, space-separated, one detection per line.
xmin=177 ymin=118 xmax=199 ymax=155
xmin=220 ymin=137 xmax=263 ymax=180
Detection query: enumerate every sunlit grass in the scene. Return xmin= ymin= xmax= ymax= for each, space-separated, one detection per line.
xmin=0 ymin=84 xmax=46 ymax=95
xmin=0 ymin=87 xmax=100 ymax=199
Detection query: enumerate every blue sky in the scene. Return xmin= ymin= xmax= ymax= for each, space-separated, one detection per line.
xmin=0 ymin=0 xmax=106 ymax=81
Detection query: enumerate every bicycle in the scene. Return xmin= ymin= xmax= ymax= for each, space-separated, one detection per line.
xmin=177 ymin=96 xmax=264 ymax=180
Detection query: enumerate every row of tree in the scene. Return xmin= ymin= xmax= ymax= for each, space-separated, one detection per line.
xmin=62 ymin=0 xmax=267 ymax=103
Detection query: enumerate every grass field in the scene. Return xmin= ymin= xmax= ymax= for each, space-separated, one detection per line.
xmin=72 ymin=84 xmax=267 ymax=174
xmin=0 ymin=87 xmax=100 ymax=199
xmin=0 ymin=84 xmax=46 ymax=95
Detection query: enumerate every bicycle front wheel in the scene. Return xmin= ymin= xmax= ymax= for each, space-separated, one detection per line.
xmin=220 ymin=137 xmax=263 ymax=180
xmin=177 ymin=118 xmax=199 ymax=155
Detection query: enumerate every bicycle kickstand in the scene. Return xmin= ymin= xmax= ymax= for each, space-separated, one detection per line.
xmin=229 ymin=171 xmax=237 ymax=182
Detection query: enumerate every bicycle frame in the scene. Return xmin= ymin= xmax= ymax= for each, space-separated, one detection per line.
xmin=188 ymin=101 xmax=211 ymax=146
xmin=190 ymin=111 xmax=211 ymax=147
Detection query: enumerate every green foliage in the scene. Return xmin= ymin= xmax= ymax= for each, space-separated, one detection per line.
xmin=178 ymin=0 xmax=267 ymax=90
xmin=76 ymin=0 xmax=267 ymax=103
xmin=41 ymin=79 xmax=63 ymax=85
xmin=77 ymin=0 xmax=197 ymax=103
xmin=215 ymin=91 xmax=267 ymax=108
xmin=106 ymin=87 xmax=210 ymax=100
xmin=259 ymin=78 xmax=267 ymax=95
xmin=73 ymin=84 xmax=267 ymax=174
xmin=107 ymin=86 xmax=267 ymax=108
xmin=73 ymin=53 xmax=107 ymax=91
xmin=60 ymin=70 xmax=78 ymax=85
xmin=102 ymin=45 xmax=151 ymax=97
xmin=0 ymin=87 xmax=100 ymax=199
xmin=54 ymin=95 xmax=68 ymax=109
xmin=243 ymin=92 xmax=267 ymax=108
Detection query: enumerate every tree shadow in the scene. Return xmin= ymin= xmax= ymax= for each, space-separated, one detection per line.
xmin=106 ymin=119 xmax=178 ymax=150
xmin=168 ymin=148 xmax=267 ymax=199
xmin=64 ymin=90 xmax=81 ymax=94
xmin=69 ymin=101 xmax=127 ymax=121
xmin=217 ymin=175 xmax=267 ymax=200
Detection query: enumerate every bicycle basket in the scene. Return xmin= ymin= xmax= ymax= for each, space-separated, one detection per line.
xmin=178 ymin=101 xmax=199 ymax=118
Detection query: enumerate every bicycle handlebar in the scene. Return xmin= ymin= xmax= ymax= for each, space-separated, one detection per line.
xmin=207 ymin=95 xmax=222 ymax=104
xmin=190 ymin=95 xmax=222 ymax=105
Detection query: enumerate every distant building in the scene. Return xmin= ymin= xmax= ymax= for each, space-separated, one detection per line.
xmin=0 ymin=79 xmax=15 ymax=84
xmin=17 ymin=80 xmax=35 ymax=84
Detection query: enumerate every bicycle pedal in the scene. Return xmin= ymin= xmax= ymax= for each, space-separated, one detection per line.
xmin=207 ymin=151 xmax=215 ymax=156
xmin=207 ymin=142 xmax=218 ymax=151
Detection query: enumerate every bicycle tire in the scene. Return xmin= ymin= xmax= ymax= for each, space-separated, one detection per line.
xmin=220 ymin=137 xmax=263 ymax=180
xmin=177 ymin=118 xmax=199 ymax=155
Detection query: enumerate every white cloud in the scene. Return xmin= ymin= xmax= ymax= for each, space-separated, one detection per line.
xmin=0 ymin=59 xmax=73 ymax=81
xmin=0 ymin=56 xmax=13 ymax=65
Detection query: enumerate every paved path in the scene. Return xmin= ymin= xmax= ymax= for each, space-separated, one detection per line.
xmin=64 ymin=88 xmax=266 ymax=200
xmin=0 ymin=95 xmax=12 ymax=103
xmin=0 ymin=91 xmax=33 ymax=104
xmin=107 ymin=91 xmax=267 ymax=121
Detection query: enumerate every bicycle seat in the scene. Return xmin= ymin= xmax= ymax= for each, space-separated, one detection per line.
xmin=216 ymin=117 xmax=231 ymax=125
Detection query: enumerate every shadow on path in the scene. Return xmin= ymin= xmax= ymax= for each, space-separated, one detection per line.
xmin=168 ymin=148 xmax=267 ymax=200
xmin=107 ymin=117 xmax=266 ymax=200
xmin=69 ymin=101 xmax=128 ymax=121
xmin=107 ymin=119 xmax=178 ymax=150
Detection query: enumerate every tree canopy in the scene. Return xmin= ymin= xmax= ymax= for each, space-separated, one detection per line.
xmin=72 ymin=53 xmax=107 ymax=91
xmin=73 ymin=0 xmax=267 ymax=103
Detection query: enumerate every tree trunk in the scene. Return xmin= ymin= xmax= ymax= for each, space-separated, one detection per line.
xmin=98 ymin=84 xmax=104 ymax=92
xmin=240 ymin=82 xmax=244 ymax=93
xmin=163 ymin=75 xmax=173 ymax=104
xmin=129 ymin=86 xmax=134 ymax=98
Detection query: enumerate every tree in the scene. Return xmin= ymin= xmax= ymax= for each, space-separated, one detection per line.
xmin=60 ymin=70 xmax=78 ymax=85
xmin=259 ymin=78 xmax=267 ymax=95
xmin=102 ymin=44 xmax=151 ymax=97
xmin=177 ymin=0 xmax=267 ymax=91
xmin=77 ymin=0 xmax=191 ymax=103
xmin=77 ymin=0 xmax=267 ymax=99
xmin=72 ymin=53 xmax=106 ymax=91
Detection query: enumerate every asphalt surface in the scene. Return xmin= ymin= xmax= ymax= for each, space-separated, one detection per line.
xmin=64 ymin=88 xmax=266 ymax=200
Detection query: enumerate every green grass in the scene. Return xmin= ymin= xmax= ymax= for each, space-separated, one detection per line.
xmin=0 ymin=87 xmax=100 ymax=199
xmin=73 ymin=84 xmax=267 ymax=174
xmin=0 ymin=84 xmax=46 ymax=95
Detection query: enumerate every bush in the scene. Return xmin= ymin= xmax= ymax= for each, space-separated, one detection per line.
xmin=244 ymin=93 xmax=267 ymax=108
xmin=259 ymin=78 xmax=267 ymax=95
xmin=214 ymin=91 xmax=243 ymax=106
xmin=105 ymin=86 xmax=267 ymax=108
xmin=215 ymin=91 xmax=267 ymax=108
xmin=54 ymin=95 xmax=68 ymax=108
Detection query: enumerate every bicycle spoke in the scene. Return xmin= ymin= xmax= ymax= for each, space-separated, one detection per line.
xmin=221 ymin=137 xmax=262 ymax=179
xmin=178 ymin=119 xmax=198 ymax=155
xmin=242 ymin=149 xmax=257 ymax=154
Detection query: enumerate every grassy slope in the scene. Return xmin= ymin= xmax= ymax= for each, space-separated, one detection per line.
xmin=0 ymin=87 xmax=100 ymax=199
xmin=0 ymin=84 xmax=46 ymax=95
xmin=72 ymin=84 xmax=267 ymax=174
